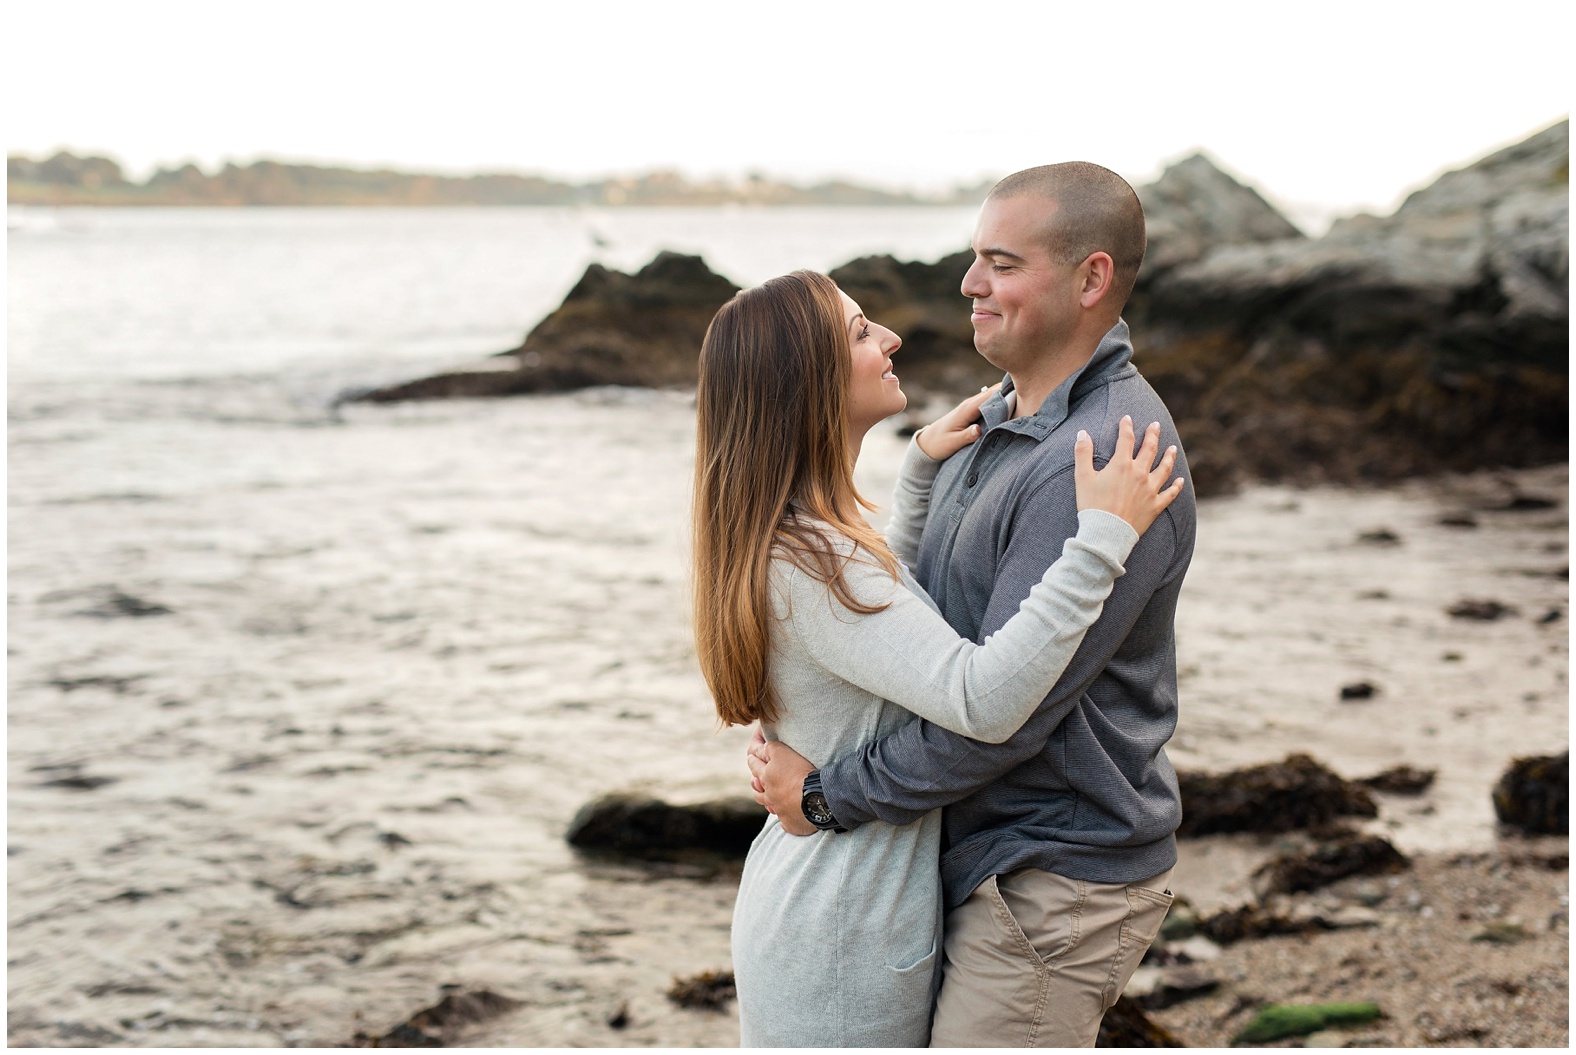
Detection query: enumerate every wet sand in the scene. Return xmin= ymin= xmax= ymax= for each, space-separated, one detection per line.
xmin=6 ymin=383 xmax=1567 ymax=1046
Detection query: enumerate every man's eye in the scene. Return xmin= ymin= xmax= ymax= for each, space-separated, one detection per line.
xmin=992 ymin=265 xmax=1013 ymax=273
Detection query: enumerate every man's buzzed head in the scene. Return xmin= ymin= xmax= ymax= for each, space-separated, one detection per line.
xmin=988 ymin=162 xmax=1147 ymax=309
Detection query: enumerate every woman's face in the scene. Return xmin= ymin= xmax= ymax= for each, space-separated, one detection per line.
xmin=840 ymin=291 xmax=906 ymax=436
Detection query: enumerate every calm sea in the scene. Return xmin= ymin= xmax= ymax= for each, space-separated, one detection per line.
xmin=8 ymin=205 xmax=980 ymax=388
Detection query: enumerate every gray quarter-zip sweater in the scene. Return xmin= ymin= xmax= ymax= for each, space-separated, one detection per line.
xmin=821 ymin=319 xmax=1196 ymax=909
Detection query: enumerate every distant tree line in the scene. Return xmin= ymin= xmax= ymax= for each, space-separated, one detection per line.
xmin=8 ymin=152 xmax=993 ymax=207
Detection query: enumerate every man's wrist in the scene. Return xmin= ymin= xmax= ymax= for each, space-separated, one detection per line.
xmin=800 ymin=769 xmax=847 ymax=833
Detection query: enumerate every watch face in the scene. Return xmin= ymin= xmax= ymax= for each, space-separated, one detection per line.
xmin=803 ymin=792 xmax=835 ymax=826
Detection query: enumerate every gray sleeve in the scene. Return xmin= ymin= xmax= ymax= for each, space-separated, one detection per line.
xmin=884 ymin=437 xmax=943 ymax=567
xmin=821 ymin=469 xmax=1180 ymax=827
xmin=785 ymin=510 xmax=1136 ymax=744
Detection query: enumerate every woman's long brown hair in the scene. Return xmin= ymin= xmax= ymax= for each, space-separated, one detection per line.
xmin=693 ymin=270 xmax=899 ymax=727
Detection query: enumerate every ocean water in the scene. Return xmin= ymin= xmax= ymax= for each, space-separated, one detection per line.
xmin=7 ymin=207 xmax=1567 ymax=1047
xmin=8 ymin=205 xmax=981 ymax=385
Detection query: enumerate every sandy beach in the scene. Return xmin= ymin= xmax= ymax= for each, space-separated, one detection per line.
xmin=6 ymin=378 xmax=1566 ymax=1047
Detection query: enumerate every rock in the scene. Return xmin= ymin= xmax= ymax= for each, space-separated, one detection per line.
xmin=1538 ymin=608 xmax=1563 ymax=624
xmin=1176 ymin=753 xmax=1377 ymax=837
xmin=1095 ymin=995 xmax=1184 ymax=1047
xmin=1136 ymin=965 xmax=1222 ymax=1010
xmin=1323 ymin=905 xmax=1383 ymax=929
xmin=1498 ymin=492 xmax=1558 ymax=510
xmin=1339 ymin=681 xmax=1377 ymax=701
xmin=1448 ymin=599 xmax=1518 ymax=620
xmin=1136 ymin=154 xmax=1306 ymax=277
xmin=1471 ymin=921 xmax=1529 ymax=945
xmin=350 ymin=989 xmax=520 ymax=1047
xmin=666 ymin=969 xmax=735 ymax=1011
xmin=1356 ymin=529 xmax=1401 ymax=546
xmin=1129 ymin=121 xmax=1567 ymax=495
xmin=829 ymin=250 xmax=993 ymax=395
xmin=1199 ymin=904 xmax=1327 ymax=945
xmin=1359 ymin=765 xmax=1436 ymax=794
xmin=606 ymin=1002 xmax=630 ymax=1029
xmin=565 ymin=793 xmax=766 ymax=861
xmin=1438 ymin=511 xmax=1479 ymax=527
xmin=1253 ymin=835 xmax=1411 ymax=896
xmin=76 ymin=589 xmax=173 ymax=618
xmin=355 ymin=124 xmax=1565 ymax=500
xmin=357 ymin=252 xmax=740 ymax=402
xmin=1492 ymin=751 xmax=1568 ymax=834
xmin=1232 ymin=1002 xmax=1383 ymax=1045
xmin=38 ymin=774 xmax=117 ymax=791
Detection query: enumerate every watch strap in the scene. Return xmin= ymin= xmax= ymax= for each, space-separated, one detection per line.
xmin=800 ymin=769 xmax=847 ymax=833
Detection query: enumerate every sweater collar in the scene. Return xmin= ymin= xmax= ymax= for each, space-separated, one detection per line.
xmin=981 ymin=319 xmax=1136 ymax=437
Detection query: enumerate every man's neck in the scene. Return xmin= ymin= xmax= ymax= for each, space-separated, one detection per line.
xmin=1005 ymin=329 xmax=1105 ymax=418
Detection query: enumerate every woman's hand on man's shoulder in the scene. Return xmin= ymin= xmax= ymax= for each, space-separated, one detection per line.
xmin=915 ymin=384 xmax=1000 ymax=461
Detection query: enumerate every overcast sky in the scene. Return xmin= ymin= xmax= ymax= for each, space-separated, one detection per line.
xmin=6 ymin=1 xmax=1569 ymax=227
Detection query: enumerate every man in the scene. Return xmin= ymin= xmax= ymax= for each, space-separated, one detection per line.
xmin=747 ymin=162 xmax=1195 ymax=1047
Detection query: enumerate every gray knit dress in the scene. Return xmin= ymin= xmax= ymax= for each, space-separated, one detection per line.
xmin=730 ymin=440 xmax=1138 ymax=1047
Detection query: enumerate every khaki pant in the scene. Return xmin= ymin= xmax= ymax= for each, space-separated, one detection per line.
xmin=929 ymin=866 xmax=1174 ymax=1048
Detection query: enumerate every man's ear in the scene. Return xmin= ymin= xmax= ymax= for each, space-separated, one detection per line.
xmin=1078 ymin=252 xmax=1115 ymax=310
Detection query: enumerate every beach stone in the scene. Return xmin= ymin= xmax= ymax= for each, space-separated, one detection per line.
xmin=1340 ymin=681 xmax=1378 ymax=700
xmin=1448 ymin=598 xmax=1518 ymax=621
xmin=1359 ymin=764 xmax=1436 ymax=794
xmin=1253 ymin=834 xmax=1411 ymax=896
xmin=350 ymin=989 xmax=520 ymax=1047
xmin=1492 ymin=751 xmax=1568 ymax=834
xmin=666 ymin=969 xmax=735 ymax=1011
xmin=1095 ymin=995 xmax=1184 ymax=1047
xmin=1176 ymin=753 xmax=1377 ymax=837
xmin=566 ymin=793 xmax=765 ymax=860
xmin=1136 ymin=964 xmax=1222 ymax=1009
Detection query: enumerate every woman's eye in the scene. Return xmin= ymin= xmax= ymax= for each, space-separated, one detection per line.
xmin=860 ymin=327 xmax=871 ymax=340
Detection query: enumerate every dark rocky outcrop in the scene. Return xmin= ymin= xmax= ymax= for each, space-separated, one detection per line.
xmin=565 ymin=792 xmax=765 ymax=861
xmin=357 ymin=123 xmax=1566 ymax=497
xmin=360 ymin=252 xmax=738 ymax=403
xmin=1176 ymin=754 xmax=1377 ymax=837
xmin=1492 ymin=751 xmax=1568 ymax=835
xmin=1128 ymin=120 xmax=1567 ymax=495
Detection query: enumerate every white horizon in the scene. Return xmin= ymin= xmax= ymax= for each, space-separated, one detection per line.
xmin=6 ymin=0 xmax=1570 ymax=234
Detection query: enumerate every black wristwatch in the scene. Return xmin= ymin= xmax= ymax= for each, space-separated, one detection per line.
xmin=800 ymin=769 xmax=847 ymax=833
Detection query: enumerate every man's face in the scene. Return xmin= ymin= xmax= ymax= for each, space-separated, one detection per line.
xmin=961 ymin=194 xmax=1082 ymax=371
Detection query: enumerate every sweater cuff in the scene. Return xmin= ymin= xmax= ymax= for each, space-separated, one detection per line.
xmin=1076 ymin=508 xmax=1140 ymax=565
xmin=897 ymin=435 xmax=944 ymax=489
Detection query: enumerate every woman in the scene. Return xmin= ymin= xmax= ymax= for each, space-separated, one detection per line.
xmin=692 ymin=271 xmax=1181 ymax=1046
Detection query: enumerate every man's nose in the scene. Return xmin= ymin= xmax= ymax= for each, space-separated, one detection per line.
xmin=961 ymin=258 xmax=987 ymax=299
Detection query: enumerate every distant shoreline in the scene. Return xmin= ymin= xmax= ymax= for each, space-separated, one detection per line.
xmin=7 ymin=152 xmax=991 ymax=209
